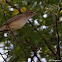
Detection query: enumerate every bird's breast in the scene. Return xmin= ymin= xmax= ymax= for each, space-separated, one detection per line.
xmin=9 ymin=18 xmax=28 ymax=30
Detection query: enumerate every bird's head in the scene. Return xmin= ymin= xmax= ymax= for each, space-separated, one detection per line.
xmin=24 ymin=10 xmax=37 ymax=18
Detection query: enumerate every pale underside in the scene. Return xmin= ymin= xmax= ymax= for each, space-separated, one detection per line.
xmin=0 ymin=10 xmax=35 ymax=31
xmin=0 ymin=15 xmax=29 ymax=31
xmin=8 ymin=18 xmax=28 ymax=30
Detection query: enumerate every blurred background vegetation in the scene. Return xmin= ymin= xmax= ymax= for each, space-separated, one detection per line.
xmin=0 ymin=0 xmax=62 ymax=62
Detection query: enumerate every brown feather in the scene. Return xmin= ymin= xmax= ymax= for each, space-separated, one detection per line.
xmin=0 ymin=10 xmax=36 ymax=31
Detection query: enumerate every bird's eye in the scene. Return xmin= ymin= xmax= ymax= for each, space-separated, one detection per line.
xmin=31 ymin=11 xmax=34 ymax=13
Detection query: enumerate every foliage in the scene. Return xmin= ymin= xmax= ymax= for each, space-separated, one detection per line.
xmin=0 ymin=0 xmax=62 ymax=62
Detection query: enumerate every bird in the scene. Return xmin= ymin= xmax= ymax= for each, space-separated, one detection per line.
xmin=0 ymin=10 xmax=36 ymax=32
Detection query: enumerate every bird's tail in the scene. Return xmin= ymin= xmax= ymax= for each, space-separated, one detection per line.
xmin=0 ymin=25 xmax=6 ymax=32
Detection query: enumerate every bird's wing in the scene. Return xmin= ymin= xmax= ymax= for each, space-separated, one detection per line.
xmin=0 ymin=14 xmax=23 ymax=28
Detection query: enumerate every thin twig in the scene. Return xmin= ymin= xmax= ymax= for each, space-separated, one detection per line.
xmin=55 ymin=0 xmax=61 ymax=60
xmin=6 ymin=0 xmax=22 ymax=14
xmin=9 ymin=30 xmax=31 ymax=58
xmin=5 ymin=0 xmax=58 ymax=59
xmin=31 ymin=55 xmax=35 ymax=62
xmin=28 ymin=20 xmax=57 ymax=58
xmin=55 ymin=9 xmax=60 ymax=60
xmin=0 ymin=53 xmax=6 ymax=62
xmin=34 ymin=52 xmax=41 ymax=62
xmin=55 ymin=15 xmax=61 ymax=59
xmin=1 ymin=3 xmax=31 ymax=58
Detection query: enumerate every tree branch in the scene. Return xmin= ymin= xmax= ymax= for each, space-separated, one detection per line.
xmin=28 ymin=20 xmax=57 ymax=58
xmin=5 ymin=0 xmax=22 ymax=14
xmin=1 ymin=3 xmax=31 ymax=58
xmin=0 ymin=53 xmax=6 ymax=62
xmin=55 ymin=0 xmax=61 ymax=60
xmin=55 ymin=15 xmax=61 ymax=59
xmin=34 ymin=52 xmax=41 ymax=62
xmin=5 ymin=1 xmax=42 ymax=61
xmin=5 ymin=0 xmax=57 ymax=59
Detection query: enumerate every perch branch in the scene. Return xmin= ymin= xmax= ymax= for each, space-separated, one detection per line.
xmin=5 ymin=0 xmax=42 ymax=61
xmin=1 ymin=3 xmax=30 ymax=58
xmin=5 ymin=0 xmax=57 ymax=59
